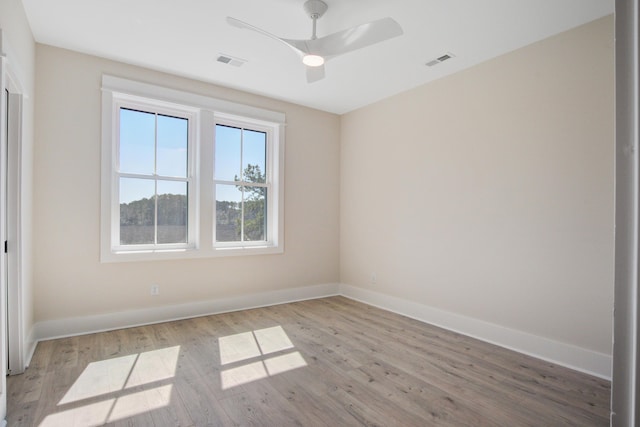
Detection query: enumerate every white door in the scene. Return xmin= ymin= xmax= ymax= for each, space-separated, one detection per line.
xmin=0 ymin=56 xmax=8 ymax=420
xmin=3 ymin=88 xmax=7 ymax=375
xmin=3 ymin=79 xmax=23 ymax=376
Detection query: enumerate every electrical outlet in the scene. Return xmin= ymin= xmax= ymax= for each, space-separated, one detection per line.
xmin=371 ymin=272 xmax=377 ymax=284
xmin=151 ymin=285 xmax=160 ymax=296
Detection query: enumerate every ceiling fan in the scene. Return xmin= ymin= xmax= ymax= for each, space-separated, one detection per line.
xmin=227 ymin=0 xmax=403 ymax=83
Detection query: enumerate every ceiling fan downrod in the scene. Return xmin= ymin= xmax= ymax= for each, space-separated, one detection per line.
xmin=303 ymin=0 xmax=328 ymax=40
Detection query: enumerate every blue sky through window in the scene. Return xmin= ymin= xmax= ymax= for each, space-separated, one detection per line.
xmin=119 ymin=113 xmax=266 ymax=205
xmin=215 ymin=125 xmax=242 ymax=181
xmin=119 ymin=109 xmax=155 ymax=176
xmin=215 ymin=124 xmax=266 ymax=189
xmin=119 ymin=108 xmax=188 ymax=203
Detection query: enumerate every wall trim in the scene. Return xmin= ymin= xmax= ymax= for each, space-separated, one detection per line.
xmin=340 ymin=284 xmax=612 ymax=380
xmin=23 ymin=328 xmax=36 ymax=369
xmin=102 ymin=75 xmax=285 ymax=125
xmin=29 ymin=282 xmax=611 ymax=380
xmin=32 ymin=283 xmax=340 ymax=344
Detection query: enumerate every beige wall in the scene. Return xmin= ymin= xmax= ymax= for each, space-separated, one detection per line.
xmin=33 ymin=45 xmax=340 ymax=321
xmin=340 ymin=16 xmax=614 ymax=355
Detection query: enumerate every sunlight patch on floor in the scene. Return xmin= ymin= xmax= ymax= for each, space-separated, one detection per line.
xmin=253 ymin=325 xmax=294 ymax=355
xmin=41 ymin=346 xmax=180 ymax=426
xmin=219 ymin=331 xmax=262 ymax=365
xmin=220 ymin=361 xmax=269 ymax=389
xmin=264 ymin=351 xmax=307 ymax=376
xmin=219 ymin=326 xmax=306 ymax=390
xmin=108 ymin=384 xmax=173 ymax=423
xmin=125 ymin=346 xmax=181 ymax=388
xmin=40 ymin=385 xmax=172 ymax=427
xmin=58 ymin=354 xmax=137 ymax=405
xmin=59 ymin=346 xmax=180 ymax=405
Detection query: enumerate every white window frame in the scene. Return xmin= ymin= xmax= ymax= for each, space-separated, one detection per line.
xmin=213 ymin=116 xmax=275 ymax=249
xmin=101 ymin=75 xmax=285 ymax=262
xmin=112 ymin=96 xmax=198 ymax=253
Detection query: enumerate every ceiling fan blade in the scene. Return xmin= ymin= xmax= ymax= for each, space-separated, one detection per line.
xmin=306 ymin=64 xmax=325 ymax=83
xmin=226 ymin=17 xmax=304 ymax=55
xmin=308 ymin=17 xmax=403 ymax=58
xmin=280 ymin=38 xmax=312 ymax=55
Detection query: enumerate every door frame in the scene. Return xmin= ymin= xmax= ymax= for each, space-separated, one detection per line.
xmin=5 ymin=76 xmax=23 ymax=376
xmin=0 ymin=30 xmax=25 ymax=377
xmin=612 ymin=1 xmax=640 ymax=425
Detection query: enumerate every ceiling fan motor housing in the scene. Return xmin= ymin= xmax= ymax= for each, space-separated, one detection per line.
xmin=304 ymin=0 xmax=328 ymax=19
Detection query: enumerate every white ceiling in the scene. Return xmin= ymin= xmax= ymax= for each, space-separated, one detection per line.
xmin=21 ymin=0 xmax=613 ymax=114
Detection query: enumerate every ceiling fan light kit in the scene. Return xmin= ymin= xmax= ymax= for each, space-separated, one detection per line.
xmin=302 ymin=54 xmax=325 ymax=67
xmin=227 ymin=0 xmax=403 ymax=83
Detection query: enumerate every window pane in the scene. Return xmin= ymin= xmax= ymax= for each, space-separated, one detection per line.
xmin=244 ymin=186 xmax=266 ymax=241
xmin=157 ymin=181 xmax=188 ymax=244
xmin=216 ymin=184 xmax=242 ymax=242
xmin=243 ymin=130 xmax=266 ymax=184
xmin=215 ymin=125 xmax=242 ymax=181
xmin=120 ymin=108 xmax=155 ymax=175
xmin=120 ymin=178 xmax=155 ymax=245
xmin=157 ymin=114 xmax=188 ymax=177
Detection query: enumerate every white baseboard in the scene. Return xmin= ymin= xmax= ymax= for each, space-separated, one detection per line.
xmin=24 ymin=327 xmax=37 ymax=368
xmin=30 ymin=282 xmax=612 ymax=380
xmin=340 ymin=284 xmax=612 ymax=380
xmin=33 ymin=283 xmax=340 ymax=342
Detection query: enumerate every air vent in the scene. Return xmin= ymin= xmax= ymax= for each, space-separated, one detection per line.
xmin=216 ymin=54 xmax=247 ymax=67
xmin=426 ymin=52 xmax=456 ymax=67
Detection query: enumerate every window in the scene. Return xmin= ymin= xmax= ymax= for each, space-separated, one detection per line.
xmin=116 ymin=104 xmax=195 ymax=250
xmin=101 ymin=76 xmax=284 ymax=262
xmin=214 ymin=123 xmax=268 ymax=245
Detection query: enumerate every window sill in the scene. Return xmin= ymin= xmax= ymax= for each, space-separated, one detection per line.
xmin=100 ymin=245 xmax=284 ymax=263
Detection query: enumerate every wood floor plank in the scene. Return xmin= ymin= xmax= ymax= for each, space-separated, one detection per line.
xmin=338 ymin=297 xmax=611 ymax=422
xmin=173 ymin=368 xmax=234 ymax=426
xmin=7 ymin=296 xmax=610 ymax=426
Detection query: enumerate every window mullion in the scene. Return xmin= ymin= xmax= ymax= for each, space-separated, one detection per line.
xmin=241 ymin=186 xmax=245 ymax=242
xmin=121 ymin=172 xmax=188 ymax=182
xmin=240 ymin=128 xmax=245 ymax=242
xmin=154 ymin=113 xmax=159 ymax=245
xmin=154 ymin=180 xmax=159 ymax=245
xmin=215 ymin=179 xmax=266 ymax=187
xmin=119 ymin=172 xmax=156 ymax=180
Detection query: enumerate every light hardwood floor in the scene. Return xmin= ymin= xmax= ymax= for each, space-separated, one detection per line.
xmin=7 ymin=296 xmax=610 ymax=426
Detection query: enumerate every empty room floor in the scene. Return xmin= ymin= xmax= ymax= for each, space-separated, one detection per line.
xmin=7 ymin=296 xmax=610 ymax=426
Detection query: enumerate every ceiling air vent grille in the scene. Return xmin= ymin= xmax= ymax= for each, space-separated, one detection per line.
xmin=426 ymin=52 xmax=455 ymax=67
xmin=216 ymin=54 xmax=247 ymax=67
